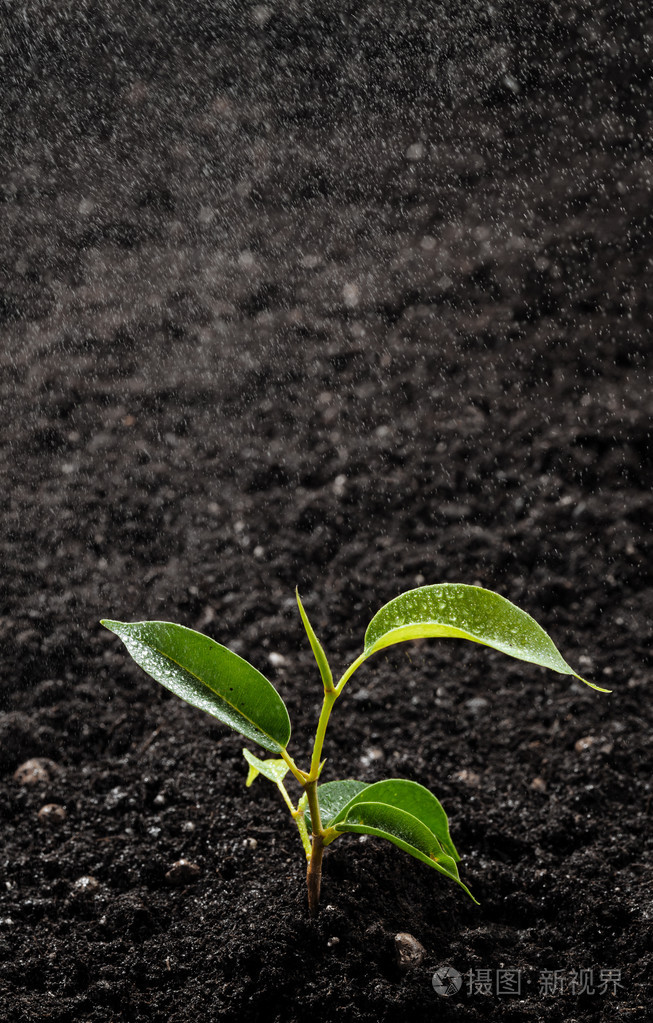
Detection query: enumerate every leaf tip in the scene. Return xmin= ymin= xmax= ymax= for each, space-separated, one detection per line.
xmin=576 ymin=673 xmax=612 ymax=694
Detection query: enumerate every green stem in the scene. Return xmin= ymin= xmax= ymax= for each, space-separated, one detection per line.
xmin=274 ymin=779 xmax=311 ymax=859
xmin=279 ymin=747 xmax=309 ymax=786
xmin=297 ymin=649 xmax=369 ymax=915
xmin=309 ymin=689 xmax=338 ymax=778
xmin=335 ymin=651 xmax=367 ymax=696
xmin=304 ymin=778 xmax=323 ymax=833
xmin=294 ymin=808 xmax=312 ymax=860
xmin=276 ymin=779 xmax=298 ymax=816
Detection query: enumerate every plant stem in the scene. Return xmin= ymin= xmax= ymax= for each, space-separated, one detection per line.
xmin=276 ymin=779 xmax=298 ymax=816
xmin=309 ymin=688 xmax=338 ymax=777
xmin=279 ymin=748 xmax=309 ymax=785
xmin=306 ymin=832 xmax=324 ymax=918
xmin=275 ymin=779 xmax=312 ymax=859
xmin=304 ymin=778 xmax=325 ymax=917
xmin=301 ymin=650 xmax=368 ymax=915
xmin=294 ymin=808 xmax=312 ymax=860
xmin=335 ymin=651 xmax=367 ymax=696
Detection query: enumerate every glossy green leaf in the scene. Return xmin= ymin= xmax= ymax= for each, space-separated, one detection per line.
xmin=334 ymin=801 xmax=477 ymax=902
xmin=296 ymin=589 xmax=334 ymax=692
xmin=305 ymin=779 xmax=368 ymax=832
xmin=363 ymin=584 xmax=610 ymax=692
xmin=242 ymin=748 xmax=289 ymax=787
xmin=328 ymin=778 xmax=459 ymax=861
xmin=101 ymin=620 xmax=291 ymax=753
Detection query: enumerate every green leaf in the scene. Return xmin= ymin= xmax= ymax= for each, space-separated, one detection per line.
xmin=334 ymin=801 xmax=477 ymax=903
xmin=101 ymin=620 xmax=291 ymax=753
xmin=305 ymin=779 xmax=368 ymax=832
xmin=328 ymin=778 xmax=460 ymax=862
xmin=363 ymin=583 xmax=610 ymax=692
xmin=242 ymin=748 xmax=289 ymax=787
xmin=296 ymin=588 xmax=334 ymax=692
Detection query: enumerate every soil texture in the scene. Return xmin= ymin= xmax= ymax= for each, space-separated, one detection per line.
xmin=1 ymin=2 xmax=652 ymax=1021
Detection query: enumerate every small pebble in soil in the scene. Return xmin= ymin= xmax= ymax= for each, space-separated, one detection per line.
xmin=530 ymin=777 xmax=547 ymax=792
xmin=454 ymin=768 xmax=481 ymax=787
xmin=37 ymin=803 xmax=67 ymax=823
xmin=575 ymin=735 xmax=596 ymax=753
xmin=243 ymin=837 xmax=258 ymax=850
xmin=14 ymin=758 xmax=60 ymax=785
xmin=166 ymin=859 xmax=201 ymax=885
xmin=73 ymin=876 xmax=100 ymax=893
xmin=465 ymin=697 xmax=489 ymax=714
xmin=327 ymin=937 xmax=340 ymax=948
xmin=394 ymin=932 xmax=426 ymax=967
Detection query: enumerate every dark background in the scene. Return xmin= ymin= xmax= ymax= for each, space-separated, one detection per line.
xmin=1 ymin=2 xmax=651 ymax=1020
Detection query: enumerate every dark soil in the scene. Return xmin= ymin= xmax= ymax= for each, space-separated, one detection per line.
xmin=1 ymin=2 xmax=651 ymax=1020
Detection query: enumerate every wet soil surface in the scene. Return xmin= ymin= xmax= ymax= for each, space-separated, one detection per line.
xmin=1 ymin=2 xmax=652 ymax=1020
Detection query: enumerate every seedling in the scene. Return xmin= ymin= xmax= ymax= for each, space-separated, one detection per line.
xmin=101 ymin=583 xmax=609 ymax=915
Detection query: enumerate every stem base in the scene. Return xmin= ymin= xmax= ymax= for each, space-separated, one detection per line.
xmin=306 ymin=834 xmax=324 ymax=918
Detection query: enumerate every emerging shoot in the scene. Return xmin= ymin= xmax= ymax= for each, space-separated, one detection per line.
xmin=101 ymin=583 xmax=610 ymax=916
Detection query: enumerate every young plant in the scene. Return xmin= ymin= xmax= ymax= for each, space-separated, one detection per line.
xmin=101 ymin=583 xmax=609 ymax=916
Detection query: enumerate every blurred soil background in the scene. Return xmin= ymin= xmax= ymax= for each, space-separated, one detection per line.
xmin=0 ymin=2 xmax=651 ymax=1020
